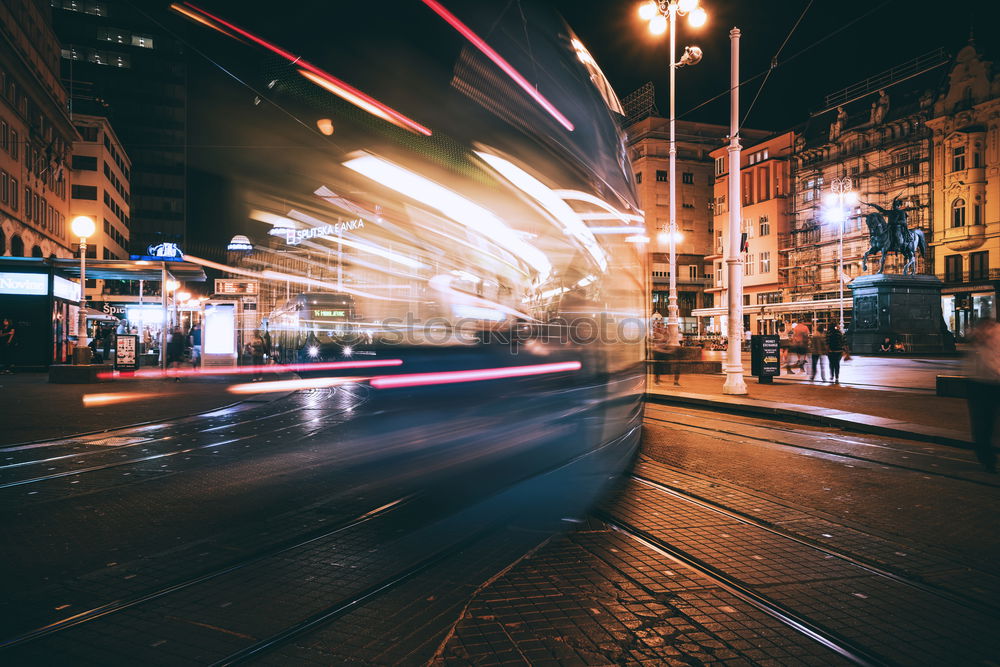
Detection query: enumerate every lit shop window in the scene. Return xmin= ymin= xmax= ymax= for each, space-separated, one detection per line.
xmin=132 ymin=34 xmax=154 ymax=49
xmin=98 ymin=28 xmax=128 ymax=44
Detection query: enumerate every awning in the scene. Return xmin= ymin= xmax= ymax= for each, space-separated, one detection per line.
xmin=82 ymin=307 xmax=117 ymax=321
xmin=51 ymin=259 xmax=207 ymax=282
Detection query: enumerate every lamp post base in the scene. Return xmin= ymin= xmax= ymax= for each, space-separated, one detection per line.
xmin=72 ymin=347 xmax=93 ymax=365
xmin=722 ymin=369 xmax=747 ymax=395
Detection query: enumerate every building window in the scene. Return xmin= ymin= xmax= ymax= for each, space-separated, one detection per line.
xmin=760 ymin=251 xmax=771 ymax=273
xmin=951 ymin=198 xmax=966 ymax=227
xmin=745 ymin=254 xmax=755 ymax=276
xmin=98 ymin=27 xmax=128 ymax=44
xmin=634 ymin=172 xmax=642 ymax=184
xmin=9 ymin=130 xmax=17 ymax=160
xmin=973 ymin=151 xmax=983 ymax=168
xmin=131 ymin=34 xmax=154 ymax=49
xmin=655 ymin=170 xmax=668 ymax=182
xmin=758 ymin=166 xmax=770 ymax=200
xmin=952 ymin=146 xmax=966 ymax=172
xmin=10 ymin=234 xmax=23 ymax=257
xmin=715 ymin=157 xmax=726 ymax=176
xmin=973 ymin=202 xmax=982 ymax=225
xmin=970 ymin=252 xmax=989 ymax=280
xmin=682 ymin=172 xmax=694 ymax=185
xmin=759 ymin=216 xmax=770 ymax=236
xmin=743 ymin=294 xmax=751 ymax=305
xmin=688 ymin=265 xmax=698 ymax=280
xmin=72 ymin=184 xmax=98 ymax=200
xmin=945 ymin=255 xmax=963 ymax=282
xmin=72 ymin=155 xmax=98 ymax=170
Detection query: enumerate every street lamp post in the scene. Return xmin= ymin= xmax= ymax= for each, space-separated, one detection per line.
xmin=825 ymin=178 xmax=858 ymax=332
xmin=722 ymin=27 xmax=747 ymax=395
xmin=71 ymin=215 xmax=96 ymax=365
xmin=639 ymin=0 xmax=707 ymax=347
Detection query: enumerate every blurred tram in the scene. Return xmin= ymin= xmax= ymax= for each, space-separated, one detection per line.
xmin=178 ymin=1 xmax=647 ymax=528
xmin=268 ymin=293 xmax=365 ymax=363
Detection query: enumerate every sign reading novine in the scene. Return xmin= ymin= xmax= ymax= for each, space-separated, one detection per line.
xmin=277 ymin=218 xmax=365 ymax=246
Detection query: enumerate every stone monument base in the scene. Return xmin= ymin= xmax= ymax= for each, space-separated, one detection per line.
xmin=849 ymin=274 xmax=952 ymax=354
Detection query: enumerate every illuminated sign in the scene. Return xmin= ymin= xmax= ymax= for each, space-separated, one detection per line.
xmin=54 ymin=275 xmax=81 ymax=302
xmin=131 ymin=242 xmax=185 ymax=262
xmin=227 ymin=234 xmax=254 ymax=252
xmin=315 ymin=310 xmax=346 ymax=318
xmin=275 ymin=218 xmax=365 ymax=245
xmin=204 ymin=303 xmax=236 ymax=355
xmin=214 ymin=279 xmax=259 ymax=295
xmin=0 ymin=272 xmax=47 ymax=296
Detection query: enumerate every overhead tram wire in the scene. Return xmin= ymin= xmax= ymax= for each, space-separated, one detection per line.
xmin=676 ymin=0 xmax=895 ymax=123
xmin=739 ymin=0 xmax=813 ymax=131
xmin=121 ymin=0 xmax=345 ymax=149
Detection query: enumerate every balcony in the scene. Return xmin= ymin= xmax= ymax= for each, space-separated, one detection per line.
xmin=941 ymin=224 xmax=986 ymax=251
xmin=942 ymin=268 xmax=1000 ymax=285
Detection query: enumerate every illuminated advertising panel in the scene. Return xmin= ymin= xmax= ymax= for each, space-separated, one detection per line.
xmin=204 ymin=303 xmax=236 ymax=354
xmin=0 ymin=272 xmax=47 ymax=296
xmin=54 ymin=276 xmax=81 ymax=302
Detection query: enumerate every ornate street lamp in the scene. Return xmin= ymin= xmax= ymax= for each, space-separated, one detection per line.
xmin=638 ymin=0 xmax=707 ymax=346
xmin=824 ymin=178 xmax=859 ymax=332
xmin=71 ymin=215 xmax=96 ymax=364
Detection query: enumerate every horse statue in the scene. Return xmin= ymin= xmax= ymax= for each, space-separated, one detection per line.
xmin=859 ymin=198 xmax=927 ymax=275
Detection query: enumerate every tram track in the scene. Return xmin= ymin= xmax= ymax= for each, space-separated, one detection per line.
xmin=0 ymin=388 xmax=368 ymax=489
xmin=0 ymin=494 xmax=413 ymax=651
xmin=627 ymin=471 xmax=1000 ymax=616
xmin=642 ymin=404 xmax=999 ymax=487
xmin=595 ymin=469 xmax=1000 ymax=666
xmin=594 ymin=509 xmax=888 ymax=667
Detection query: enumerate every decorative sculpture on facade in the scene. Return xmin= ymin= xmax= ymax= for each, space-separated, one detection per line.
xmin=859 ymin=197 xmax=928 ymax=275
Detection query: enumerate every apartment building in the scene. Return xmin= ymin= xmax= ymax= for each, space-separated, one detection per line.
xmin=926 ymin=41 xmax=1000 ymax=338
xmin=698 ymin=132 xmax=795 ymax=335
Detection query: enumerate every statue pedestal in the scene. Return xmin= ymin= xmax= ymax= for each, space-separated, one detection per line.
xmin=849 ymin=274 xmax=951 ymax=354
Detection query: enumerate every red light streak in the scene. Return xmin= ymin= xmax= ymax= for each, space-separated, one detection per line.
xmin=180 ymin=3 xmax=432 ymax=136
xmin=96 ymin=359 xmax=402 ymax=381
xmin=369 ymin=361 xmax=581 ymax=389
xmin=420 ymin=0 xmax=574 ymax=132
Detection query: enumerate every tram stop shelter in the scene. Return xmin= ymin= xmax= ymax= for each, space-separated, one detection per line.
xmin=0 ymin=257 xmax=206 ymax=371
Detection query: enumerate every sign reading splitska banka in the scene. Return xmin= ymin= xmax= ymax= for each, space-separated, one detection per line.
xmin=275 ymin=218 xmax=365 ymax=246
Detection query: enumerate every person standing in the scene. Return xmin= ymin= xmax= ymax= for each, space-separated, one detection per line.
xmin=966 ymin=320 xmax=1000 ymax=472
xmin=809 ymin=324 xmax=830 ymax=382
xmin=189 ymin=323 xmax=202 ymax=367
xmin=0 ymin=317 xmax=16 ymax=374
xmin=166 ymin=326 xmax=186 ymax=380
xmin=249 ymin=331 xmax=266 ymax=381
xmin=826 ymin=325 xmax=846 ymax=384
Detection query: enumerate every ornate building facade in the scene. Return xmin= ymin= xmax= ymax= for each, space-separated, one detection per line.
xmin=0 ymin=0 xmax=75 ymax=259
xmin=927 ymin=41 xmax=1000 ymax=337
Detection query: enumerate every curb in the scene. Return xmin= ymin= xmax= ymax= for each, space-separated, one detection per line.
xmin=644 ymin=391 xmax=973 ymax=449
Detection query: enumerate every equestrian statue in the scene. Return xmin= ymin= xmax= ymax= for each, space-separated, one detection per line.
xmin=859 ymin=197 xmax=927 ymax=275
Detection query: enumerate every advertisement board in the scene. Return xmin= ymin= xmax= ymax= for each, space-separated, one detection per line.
xmin=750 ymin=335 xmax=780 ymax=382
xmin=214 ymin=279 xmax=259 ymax=296
xmin=115 ymin=334 xmax=139 ymax=372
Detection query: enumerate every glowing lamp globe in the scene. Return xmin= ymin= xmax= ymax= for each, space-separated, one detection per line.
xmin=71 ymin=215 xmax=96 ymax=239
xmin=688 ymin=7 xmax=708 ymax=27
xmin=638 ymin=2 xmax=658 ymax=20
xmin=316 ymin=118 xmax=334 ymax=136
xmin=678 ymin=0 xmax=698 ymax=13
xmin=649 ymin=14 xmax=667 ymax=35
xmin=844 ymin=191 xmax=860 ymax=205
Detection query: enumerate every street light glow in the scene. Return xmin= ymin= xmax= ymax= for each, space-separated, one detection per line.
xmin=648 ymin=14 xmax=668 ymax=35
xmin=688 ymin=7 xmax=708 ymax=27
xmin=678 ymin=0 xmax=698 ymax=13
xmin=71 ymin=215 xmax=95 ymax=239
xmin=638 ymin=2 xmax=658 ymax=20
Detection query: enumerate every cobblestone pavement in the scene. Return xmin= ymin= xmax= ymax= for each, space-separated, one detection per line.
xmin=435 ymin=407 xmax=1000 ymax=666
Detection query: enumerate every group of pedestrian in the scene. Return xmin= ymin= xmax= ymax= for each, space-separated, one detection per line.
xmin=782 ymin=322 xmax=850 ymax=384
xmin=165 ymin=323 xmax=202 ymax=379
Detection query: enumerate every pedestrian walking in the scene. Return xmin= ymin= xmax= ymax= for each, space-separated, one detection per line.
xmin=166 ymin=326 xmax=186 ymax=380
xmin=189 ymin=323 xmax=202 ymax=367
xmin=650 ymin=323 xmax=680 ymax=386
xmin=785 ymin=322 xmax=810 ymax=374
xmin=249 ymin=331 xmax=266 ymax=381
xmin=809 ymin=324 xmax=830 ymax=382
xmin=966 ymin=320 xmax=1000 ymax=473
xmin=826 ymin=325 xmax=846 ymax=384
xmin=0 ymin=317 xmax=16 ymax=374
